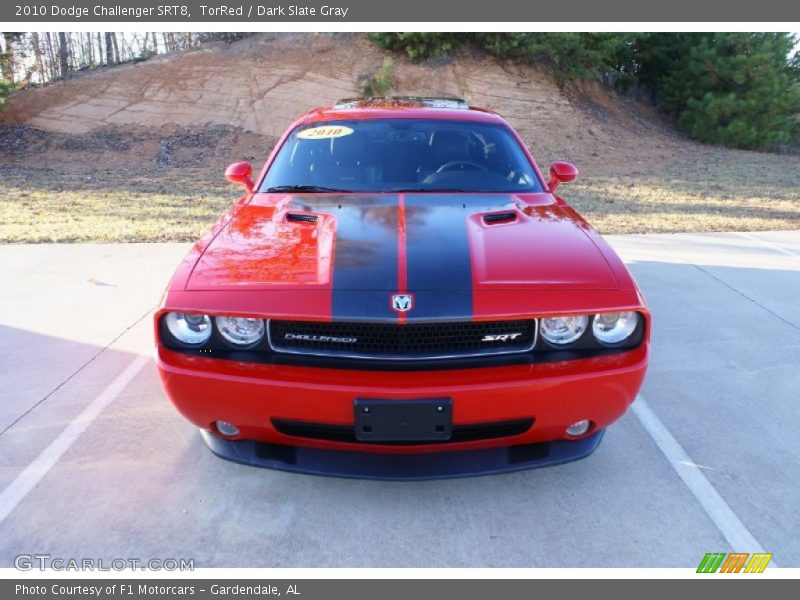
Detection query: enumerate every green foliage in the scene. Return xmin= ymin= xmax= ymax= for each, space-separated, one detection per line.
xmin=640 ymin=33 xmax=800 ymax=150
xmin=0 ymin=77 xmax=12 ymax=111
xmin=477 ymin=33 xmax=635 ymax=83
xmin=362 ymin=56 xmax=395 ymax=97
xmin=368 ymin=33 xmax=468 ymax=59
xmin=368 ymin=31 xmax=800 ymax=151
xmin=370 ymin=32 xmax=637 ymax=82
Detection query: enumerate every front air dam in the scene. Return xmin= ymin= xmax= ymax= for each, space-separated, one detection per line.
xmin=199 ymin=428 xmax=605 ymax=480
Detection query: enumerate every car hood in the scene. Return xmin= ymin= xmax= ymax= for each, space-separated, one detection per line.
xmin=187 ymin=192 xmax=618 ymax=293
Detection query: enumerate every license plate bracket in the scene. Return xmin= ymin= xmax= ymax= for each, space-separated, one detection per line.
xmin=354 ymin=398 xmax=453 ymax=442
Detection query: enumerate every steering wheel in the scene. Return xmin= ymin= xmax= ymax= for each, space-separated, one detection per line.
xmin=435 ymin=161 xmax=489 ymax=173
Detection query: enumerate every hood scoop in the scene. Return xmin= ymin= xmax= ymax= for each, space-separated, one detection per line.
xmin=187 ymin=194 xmax=618 ymax=293
xmin=483 ymin=210 xmax=518 ymax=224
xmin=286 ymin=212 xmax=319 ymax=223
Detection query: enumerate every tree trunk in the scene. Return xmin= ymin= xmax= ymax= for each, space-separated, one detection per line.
xmin=85 ymin=32 xmax=93 ymax=66
xmin=45 ymin=32 xmax=57 ymax=81
xmin=31 ymin=32 xmax=45 ymax=84
xmin=104 ymin=32 xmax=114 ymax=65
xmin=57 ymin=32 xmax=69 ymax=78
xmin=111 ymin=33 xmax=120 ymax=63
xmin=66 ymin=33 xmax=76 ymax=71
xmin=2 ymin=33 xmax=15 ymax=82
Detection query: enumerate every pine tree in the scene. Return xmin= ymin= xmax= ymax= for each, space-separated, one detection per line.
xmin=641 ymin=33 xmax=800 ymax=150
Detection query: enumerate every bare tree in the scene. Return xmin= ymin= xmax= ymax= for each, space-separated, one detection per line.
xmin=3 ymin=32 xmax=251 ymax=86
xmin=44 ymin=32 xmax=57 ymax=80
xmin=104 ymin=32 xmax=114 ymax=65
xmin=57 ymin=32 xmax=69 ymax=77
xmin=66 ymin=32 xmax=76 ymax=71
xmin=164 ymin=32 xmax=177 ymax=53
xmin=30 ymin=32 xmax=45 ymax=83
xmin=111 ymin=33 xmax=119 ymax=63
xmin=2 ymin=32 xmax=22 ymax=83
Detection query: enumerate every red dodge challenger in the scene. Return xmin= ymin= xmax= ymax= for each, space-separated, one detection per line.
xmin=155 ymin=97 xmax=650 ymax=479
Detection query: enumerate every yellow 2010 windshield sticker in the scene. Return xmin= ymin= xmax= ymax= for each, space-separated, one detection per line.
xmin=297 ymin=125 xmax=354 ymax=140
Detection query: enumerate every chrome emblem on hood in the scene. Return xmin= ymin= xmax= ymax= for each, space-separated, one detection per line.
xmin=391 ymin=294 xmax=414 ymax=313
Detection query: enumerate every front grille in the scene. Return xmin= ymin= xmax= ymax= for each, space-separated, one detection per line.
xmin=272 ymin=418 xmax=534 ymax=445
xmin=268 ymin=319 xmax=537 ymax=360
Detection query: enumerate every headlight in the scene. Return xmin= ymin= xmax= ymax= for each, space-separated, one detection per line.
xmin=215 ymin=316 xmax=265 ymax=347
xmin=540 ymin=315 xmax=589 ymax=345
xmin=165 ymin=312 xmax=212 ymax=345
xmin=592 ymin=312 xmax=639 ymax=344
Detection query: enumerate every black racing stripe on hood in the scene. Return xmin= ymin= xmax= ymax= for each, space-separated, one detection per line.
xmin=404 ymin=194 xmax=517 ymax=322
xmin=289 ymin=195 xmax=399 ymax=322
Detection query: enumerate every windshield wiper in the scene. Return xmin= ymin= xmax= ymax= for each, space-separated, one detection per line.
xmin=391 ymin=188 xmax=477 ymax=193
xmin=266 ymin=185 xmax=485 ymax=194
xmin=263 ymin=185 xmax=352 ymax=193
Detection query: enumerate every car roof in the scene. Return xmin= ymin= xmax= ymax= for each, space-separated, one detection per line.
xmin=298 ymin=96 xmax=505 ymax=126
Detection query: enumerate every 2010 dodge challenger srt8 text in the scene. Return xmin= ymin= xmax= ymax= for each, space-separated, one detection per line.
xmin=155 ymin=97 xmax=650 ymax=479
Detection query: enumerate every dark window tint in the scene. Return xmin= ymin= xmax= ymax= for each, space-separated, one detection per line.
xmin=260 ymin=119 xmax=542 ymax=193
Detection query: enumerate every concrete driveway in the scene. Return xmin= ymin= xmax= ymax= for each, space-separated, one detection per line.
xmin=0 ymin=231 xmax=798 ymax=568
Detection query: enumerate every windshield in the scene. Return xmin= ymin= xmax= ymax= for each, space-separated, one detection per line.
xmin=260 ymin=118 xmax=543 ymax=193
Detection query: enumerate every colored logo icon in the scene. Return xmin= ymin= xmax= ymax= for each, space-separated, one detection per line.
xmin=696 ymin=552 xmax=773 ymax=573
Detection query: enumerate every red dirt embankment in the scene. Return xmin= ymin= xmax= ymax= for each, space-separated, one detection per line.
xmin=1 ymin=33 xmax=686 ymax=174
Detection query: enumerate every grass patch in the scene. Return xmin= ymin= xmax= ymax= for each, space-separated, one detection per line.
xmin=1 ymin=134 xmax=798 ymax=244
xmin=0 ymin=166 xmax=237 ymax=243
xmin=565 ymin=151 xmax=800 ymax=234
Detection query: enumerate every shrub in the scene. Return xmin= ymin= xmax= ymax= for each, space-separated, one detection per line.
xmin=371 ymin=33 xmax=639 ymax=84
xmin=368 ymin=33 xmax=468 ymax=59
xmin=0 ymin=77 xmax=12 ymax=111
xmin=478 ymin=33 xmax=612 ymax=82
xmin=362 ymin=56 xmax=394 ymax=97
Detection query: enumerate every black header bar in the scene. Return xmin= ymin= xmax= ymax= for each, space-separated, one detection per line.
xmin=2 ymin=578 xmax=795 ymax=600
xmin=3 ymin=0 xmax=800 ymax=22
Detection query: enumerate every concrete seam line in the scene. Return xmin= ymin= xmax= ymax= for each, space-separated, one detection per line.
xmin=0 ymin=306 xmax=156 ymax=438
xmin=736 ymin=232 xmax=800 ymax=259
xmin=659 ymin=238 xmax=800 ymax=331
xmin=0 ymin=354 xmax=150 ymax=526
xmin=689 ymin=263 xmax=800 ymax=334
xmin=655 ymin=237 xmax=800 ymax=334
xmin=631 ymin=395 xmax=777 ymax=567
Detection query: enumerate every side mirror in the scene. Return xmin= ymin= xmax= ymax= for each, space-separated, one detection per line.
xmin=225 ymin=161 xmax=254 ymax=192
xmin=548 ymin=161 xmax=578 ymax=193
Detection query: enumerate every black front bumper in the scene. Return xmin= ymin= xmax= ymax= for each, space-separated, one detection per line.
xmin=199 ymin=429 xmax=605 ymax=480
